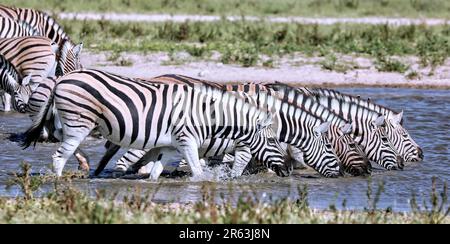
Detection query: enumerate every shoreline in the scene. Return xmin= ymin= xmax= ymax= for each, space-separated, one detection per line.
xmin=83 ymin=51 xmax=450 ymax=90
xmin=57 ymin=12 xmax=450 ymax=26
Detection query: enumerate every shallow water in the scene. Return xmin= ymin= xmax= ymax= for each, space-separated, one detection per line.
xmin=0 ymin=87 xmax=449 ymax=211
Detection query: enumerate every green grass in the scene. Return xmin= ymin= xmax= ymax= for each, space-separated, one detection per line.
xmin=4 ymin=0 xmax=450 ymax=18
xmin=1 ymin=163 xmax=449 ymax=224
xmin=62 ymin=19 xmax=450 ymax=68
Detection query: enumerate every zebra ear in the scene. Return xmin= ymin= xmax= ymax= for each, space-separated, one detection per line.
xmin=6 ymin=74 xmax=19 ymax=87
xmin=21 ymin=74 xmax=32 ymax=86
xmin=391 ymin=111 xmax=403 ymax=125
xmin=372 ymin=115 xmax=385 ymax=127
xmin=314 ymin=121 xmax=330 ymax=135
xmin=73 ymin=43 xmax=83 ymax=57
xmin=51 ymin=42 xmax=59 ymax=54
xmin=257 ymin=114 xmax=273 ymax=131
xmin=340 ymin=123 xmax=352 ymax=134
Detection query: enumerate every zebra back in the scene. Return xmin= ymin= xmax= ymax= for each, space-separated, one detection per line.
xmin=0 ymin=5 xmax=69 ymax=46
xmin=0 ymin=36 xmax=57 ymax=87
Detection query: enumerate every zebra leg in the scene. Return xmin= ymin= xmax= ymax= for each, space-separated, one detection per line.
xmin=94 ymin=142 xmax=121 ymax=176
xmin=230 ymin=144 xmax=252 ymax=178
xmin=52 ymin=129 xmax=93 ymax=177
xmin=2 ymin=93 xmax=11 ymax=112
xmin=113 ymin=149 xmax=149 ymax=178
xmin=52 ymin=127 xmax=90 ymax=172
xmin=175 ymin=138 xmax=203 ymax=177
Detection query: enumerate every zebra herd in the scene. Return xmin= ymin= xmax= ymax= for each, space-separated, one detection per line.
xmin=0 ymin=5 xmax=423 ymax=180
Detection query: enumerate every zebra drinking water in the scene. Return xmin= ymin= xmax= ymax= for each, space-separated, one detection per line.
xmin=300 ymin=87 xmax=423 ymax=163
xmin=21 ymin=69 xmax=292 ymax=178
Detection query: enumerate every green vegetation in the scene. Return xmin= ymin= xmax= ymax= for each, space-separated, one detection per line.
xmin=5 ymin=0 xmax=450 ymax=18
xmin=62 ymin=19 xmax=449 ymax=69
xmin=1 ymin=163 xmax=449 ymax=224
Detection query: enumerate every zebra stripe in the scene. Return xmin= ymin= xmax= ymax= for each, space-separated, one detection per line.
xmin=0 ymin=17 xmax=39 ymax=38
xmin=22 ymin=69 xmax=290 ymax=178
xmin=0 ymin=5 xmax=83 ymax=77
xmin=0 ymin=36 xmax=57 ymax=87
xmin=0 ymin=53 xmax=31 ymax=112
xmin=297 ymin=89 xmax=403 ymax=170
xmin=149 ymin=75 xmax=342 ymax=177
xmin=236 ymin=83 xmax=370 ymax=176
xmin=99 ymin=75 xmax=342 ymax=178
xmin=0 ymin=4 xmax=68 ymax=46
xmin=301 ymin=87 xmax=423 ymax=162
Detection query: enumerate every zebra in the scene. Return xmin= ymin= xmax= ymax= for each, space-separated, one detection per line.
xmin=236 ymin=83 xmax=371 ymax=176
xmin=21 ymin=69 xmax=292 ymax=178
xmin=0 ymin=36 xmax=58 ymax=112
xmin=23 ymin=74 xmax=292 ymax=178
xmin=300 ymin=87 xmax=423 ymax=163
xmin=293 ymin=89 xmax=403 ymax=170
xmin=0 ymin=5 xmax=83 ymax=77
xmin=0 ymin=17 xmax=39 ymax=38
xmin=0 ymin=53 xmax=32 ymax=112
xmin=94 ymin=74 xmax=342 ymax=178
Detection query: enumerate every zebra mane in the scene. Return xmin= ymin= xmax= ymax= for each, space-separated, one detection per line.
xmin=311 ymin=87 xmax=399 ymax=115
xmin=35 ymin=9 xmax=69 ymax=45
xmin=264 ymin=83 xmax=330 ymax=124
xmin=16 ymin=19 xmax=40 ymax=36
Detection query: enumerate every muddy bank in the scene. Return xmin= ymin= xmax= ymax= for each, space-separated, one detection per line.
xmin=82 ymin=51 xmax=450 ymax=89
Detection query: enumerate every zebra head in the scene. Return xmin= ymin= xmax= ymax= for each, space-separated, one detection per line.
xmin=55 ymin=39 xmax=83 ymax=76
xmin=386 ymin=111 xmax=423 ymax=162
xmin=11 ymin=74 xmax=32 ymax=113
xmin=301 ymin=121 xmax=343 ymax=178
xmin=252 ymin=115 xmax=293 ymax=177
xmin=330 ymin=123 xmax=371 ymax=176
xmin=367 ymin=115 xmax=404 ymax=170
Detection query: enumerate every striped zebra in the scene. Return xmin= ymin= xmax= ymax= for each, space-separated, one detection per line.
xmin=21 ymin=69 xmax=292 ymax=178
xmin=0 ymin=36 xmax=58 ymax=87
xmin=232 ymin=83 xmax=370 ymax=176
xmin=300 ymin=87 xmax=423 ymax=163
xmin=94 ymin=74 xmax=342 ymax=178
xmin=293 ymin=88 xmax=403 ymax=170
xmin=23 ymin=74 xmax=291 ymax=178
xmin=0 ymin=17 xmax=39 ymax=38
xmin=0 ymin=36 xmax=58 ymax=112
xmin=0 ymin=5 xmax=83 ymax=77
xmin=0 ymin=53 xmax=31 ymax=112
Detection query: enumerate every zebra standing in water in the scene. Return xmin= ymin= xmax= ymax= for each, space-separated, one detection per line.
xmin=0 ymin=53 xmax=31 ymax=112
xmin=235 ymin=83 xmax=371 ymax=176
xmin=22 ymin=69 xmax=293 ymax=178
xmin=300 ymin=88 xmax=423 ymax=163
xmin=0 ymin=17 xmax=39 ymax=38
xmin=0 ymin=4 xmax=83 ymax=76
xmin=294 ymin=90 xmax=403 ymax=170
xmin=94 ymin=74 xmax=343 ymax=178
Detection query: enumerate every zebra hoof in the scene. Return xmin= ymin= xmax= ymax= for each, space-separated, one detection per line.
xmin=111 ymin=170 xmax=126 ymax=178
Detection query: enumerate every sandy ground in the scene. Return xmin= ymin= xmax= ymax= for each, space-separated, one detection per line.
xmin=82 ymin=51 xmax=450 ymax=89
xmin=58 ymin=12 xmax=450 ymax=26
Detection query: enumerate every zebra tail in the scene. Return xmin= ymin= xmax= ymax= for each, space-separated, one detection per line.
xmin=21 ymin=91 xmax=55 ymax=149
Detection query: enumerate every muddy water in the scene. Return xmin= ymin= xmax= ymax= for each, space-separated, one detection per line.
xmin=0 ymin=87 xmax=449 ymax=211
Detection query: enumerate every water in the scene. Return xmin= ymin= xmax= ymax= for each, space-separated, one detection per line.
xmin=0 ymin=87 xmax=449 ymax=211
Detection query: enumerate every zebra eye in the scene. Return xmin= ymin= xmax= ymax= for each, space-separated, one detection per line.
xmin=349 ymin=143 xmax=356 ymax=149
xmin=381 ymin=137 xmax=389 ymax=143
xmin=267 ymin=138 xmax=277 ymax=144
